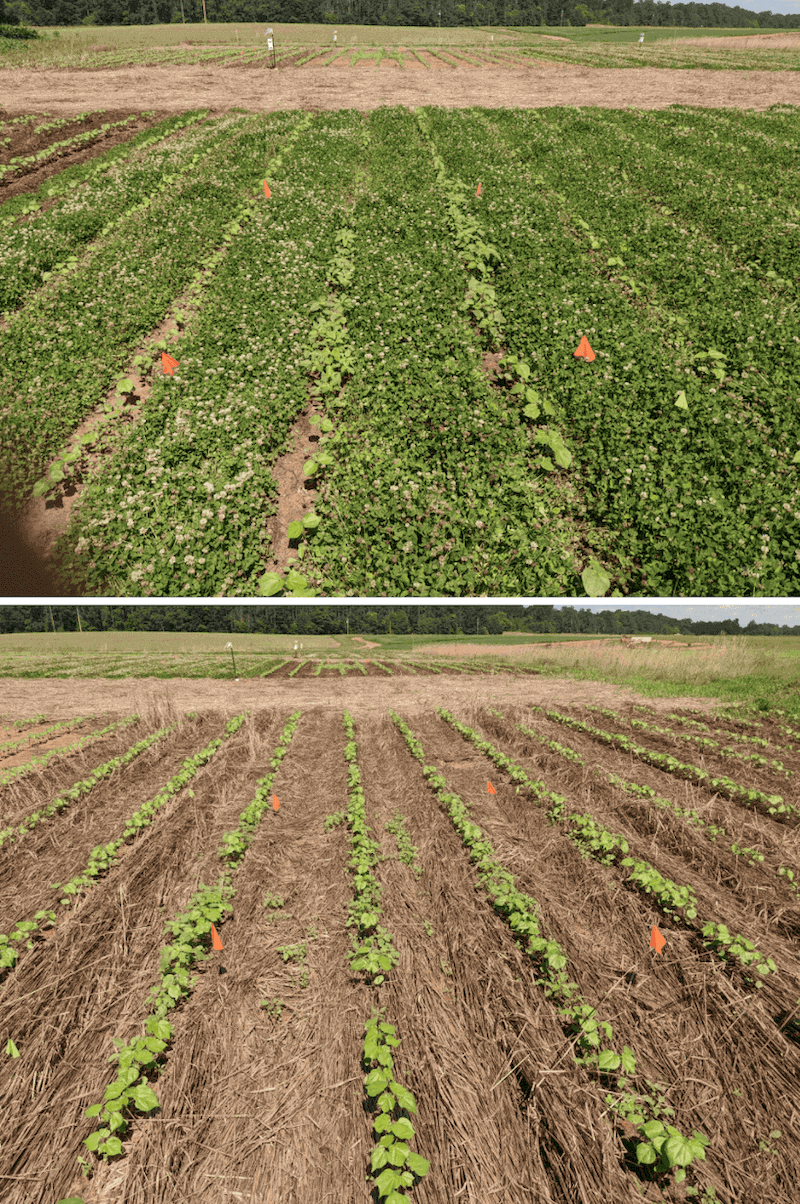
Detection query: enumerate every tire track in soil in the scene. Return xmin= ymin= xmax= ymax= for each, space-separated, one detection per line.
xmin=0 ymin=710 xmax=284 ymax=1204
xmin=476 ymin=703 xmax=800 ymax=941
xmin=97 ymin=708 xmax=367 ymax=1204
xmin=0 ymin=713 xmax=219 ymax=932
xmin=406 ymin=708 xmax=800 ymax=1204
xmin=366 ymin=712 xmax=646 ymax=1204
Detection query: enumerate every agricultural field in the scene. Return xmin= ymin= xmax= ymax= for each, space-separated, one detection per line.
xmin=1 ymin=674 xmax=800 ymax=1204
xmin=0 ymin=23 xmax=798 ymax=598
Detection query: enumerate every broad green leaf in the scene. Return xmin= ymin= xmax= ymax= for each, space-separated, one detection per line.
xmin=581 ymin=560 xmax=611 ymax=598
xmin=56 ymin=1197 xmax=87 ymax=1203
xmin=102 ymin=1135 xmax=123 ymax=1156
xmin=374 ymin=1168 xmax=403 ymax=1197
xmin=116 ymin=378 xmax=136 ymax=395
xmin=389 ymin=1081 xmax=417 ymax=1113
xmin=406 ymin=1150 xmax=430 ymax=1177
xmin=84 ymin=1103 xmax=103 ymax=1118
xmin=287 ymin=521 xmax=304 ymax=540
xmin=48 ymin=464 xmax=65 ymax=483
xmin=130 ymin=1083 xmax=160 ymax=1112
xmin=364 ymin=1069 xmax=389 ymax=1097
xmin=32 ymin=479 xmax=51 ymax=498
xmin=390 ymin=1118 xmax=415 ymax=1140
xmin=388 ymin=1141 xmax=409 ymax=1168
xmin=371 ymin=1145 xmax=390 ymax=1172
xmin=302 ymin=459 xmax=317 ymax=477
xmin=257 ymin=572 xmax=283 ymax=597
xmin=636 ymin=1141 xmax=658 ymax=1165
xmin=5 ymin=1038 xmax=19 ymax=1057
xmin=675 ymin=391 xmax=688 ymax=410
xmin=302 ymin=513 xmax=320 ymax=530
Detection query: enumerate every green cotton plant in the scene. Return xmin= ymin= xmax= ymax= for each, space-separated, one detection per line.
xmin=363 ymin=1010 xmax=430 ymax=1201
xmin=390 ymin=708 xmax=713 ymax=1188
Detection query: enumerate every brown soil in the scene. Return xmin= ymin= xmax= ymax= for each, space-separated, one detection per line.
xmin=0 ymin=674 xmax=727 ymax=720
xmin=2 ymin=57 xmax=798 ymax=117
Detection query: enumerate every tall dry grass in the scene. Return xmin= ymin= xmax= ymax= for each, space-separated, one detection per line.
xmin=412 ymin=636 xmax=770 ymax=688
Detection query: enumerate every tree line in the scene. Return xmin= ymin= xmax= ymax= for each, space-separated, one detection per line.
xmin=0 ymin=605 xmax=794 ymax=637
xmin=1 ymin=0 xmax=797 ymax=32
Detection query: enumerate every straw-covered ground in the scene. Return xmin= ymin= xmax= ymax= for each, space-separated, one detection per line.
xmin=1 ymin=680 xmax=799 ymax=1204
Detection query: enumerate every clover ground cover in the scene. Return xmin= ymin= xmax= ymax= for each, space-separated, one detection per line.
xmin=2 ymin=107 xmax=797 ymax=596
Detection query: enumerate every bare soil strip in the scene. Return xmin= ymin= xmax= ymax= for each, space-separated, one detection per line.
xmin=2 ymin=60 xmax=798 ymax=115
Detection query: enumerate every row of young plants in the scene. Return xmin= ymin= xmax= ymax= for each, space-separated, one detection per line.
xmin=580 ymin=707 xmax=794 ymax=778
xmin=53 ymin=111 xmax=374 ymax=596
xmin=0 ymin=719 xmax=178 ymax=849
xmin=0 ymin=114 xmax=142 ymax=183
xmin=487 ymin=107 xmax=798 ymax=593
xmin=1 ymin=110 xmax=303 ymax=510
xmin=495 ymin=708 xmax=800 ymax=901
xmin=544 ymin=707 xmax=795 ymax=819
xmin=0 ymin=715 xmax=246 ymax=978
xmin=427 ymin=106 xmax=797 ymax=594
xmin=0 ymin=109 xmax=209 ymax=232
xmin=388 ymin=710 xmax=711 ymax=1189
xmin=333 ymin=711 xmax=430 ymax=1202
xmin=439 ymin=709 xmax=778 ymax=991
xmin=82 ymin=709 xmax=302 ymax=1162
xmin=645 ymin=711 xmax=773 ymax=750
xmin=0 ymin=714 xmax=94 ymax=756
xmin=258 ymin=127 xmax=370 ymax=593
xmin=0 ymin=714 xmax=140 ymax=788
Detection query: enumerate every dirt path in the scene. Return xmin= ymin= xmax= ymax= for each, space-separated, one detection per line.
xmin=2 ymin=58 xmax=799 ymax=113
xmin=0 ymin=675 xmax=727 ymax=720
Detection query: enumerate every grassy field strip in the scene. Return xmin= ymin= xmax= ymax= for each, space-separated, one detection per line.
xmin=0 ymin=714 xmax=140 ymax=787
xmin=55 ymin=111 xmax=372 ymax=596
xmin=0 ymin=721 xmax=177 ymax=850
xmin=514 ymin=39 xmax=800 ymax=71
xmin=581 ymin=707 xmax=795 ymax=778
xmin=0 ymin=715 xmax=246 ymax=980
xmin=542 ymin=706 xmax=796 ymax=820
xmin=439 ymin=708 xmax=782 ymax=992
xmin=490 ymin=706 xmax=800 ymax=904
xmin=1 ymin=111 xmax=300 ymax=505
xmin=81 ymin=710 xmax=301 ymax=1162
xmin=0 ymin=111 xmax=237 ymax=312
xmin=0 ymin=113 xmax=141 ymax=185
xmin=389 ymin=710 xmax=712 ymax=1194
xmin=434 ymin=106 xmax=798 ymax=595
xmin=301 ymin=105 xmax=599 ymax=596
xmin=0 ymin=714 xmax=95 ymax=756
xmin=329 ymin=711 xmax=430 ymax=1200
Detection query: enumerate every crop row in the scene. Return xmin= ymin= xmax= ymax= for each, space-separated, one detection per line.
xmin=542 ymin=707 xmax=794 ymax=818
xmin=1 ymin=109 xmax=303 ymax=508
xmin=0 ymin=714 xmax=94 ymax=756
xmin=0 ymin=714 xmax=140 ymax=787
xmin=82 ymin=709 xmax=300 ymax=1160
xmin=494 ymin=708 xmax=799 ymax=899
xmin=389 ymin=710 xmax=711 ymax=1188
xmin=336 ymin=711 xmax=430 ymax=1200
xmin=438 ymin=709 xmax=779 ymax=989
xmin=581 ymin=708 xmax=794 ymax=777
xmin=432 ymin=107 xmax=799 ymax=593
xmin=0 ymin=715 xmax=246 ymax=978
xmin=0 ymin=114 xmax=142 ymax=183
xmin=0 ymin=719 xmax=177 ymax=849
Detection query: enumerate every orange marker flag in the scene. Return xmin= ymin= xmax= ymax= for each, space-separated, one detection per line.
xmin=476 ymin=182 xmax=482 ymax=196
xmin=487 ymin=781 xmax=496 ymax=794
xmin=574 ymin=336 xmax=595 ymax=363
xmin=162 ymin=352 xmax=179 ymax=375
xmin=650 ymin=925 xmax=666 ymax=954
xmin=211 ymin=924 xmax=224 ymax=951
xmin=264 ymin=181 xmax=272 ymax=198
xmin=272 ymin=794 xmax=280 ymax=812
